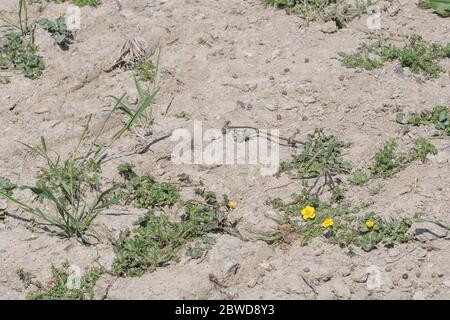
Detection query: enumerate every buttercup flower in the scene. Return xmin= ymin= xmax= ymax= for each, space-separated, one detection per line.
xmin=321 ymin=218 xmax=334 ymax=228
xmin=300 ymin=205 xmax=316 ymax=220
xmin=366 ymin=220 xmax=375 ymax=228
xmin=228 ymin=201 xmax=237 ymax=209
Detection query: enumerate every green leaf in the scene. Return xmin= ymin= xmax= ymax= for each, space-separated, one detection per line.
xmin=431 ymin=0 xmax=450 ymax=17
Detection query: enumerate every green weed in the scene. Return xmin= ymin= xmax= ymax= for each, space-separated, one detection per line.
xmin=396 ymin=106 xmax=450 ymax=136
xmin=0 ymin=79 xmax=157 ymax=243
xmin=36 ymin=16 xmax=73 ymax=48
xmin=121 ymin=174 xmax=180 ymax=208
xmin=278 ymin=128 xmax=352 ymax=179
xmin=371 ymin=138 xmax=437 ymax=178
xmin=133 ymin=58 xmax=156 ymax=82
xmin=263 ymin=196 xmax=412 ymax=251
xmin=47 ymin=0 xmax=101 ymax=7
xmin=18 ymin=263 xmax=102 ymax=300
xmin=340 ymin=35 xmax=450 ymax=77
xmin=0 ymin=32 xmax=44 ymax=79
xmin=0 ymin=177 xmax=16 ymax=196
xmin=112 ymin=190 xmax=239 ymax=276
xmin=263 ymin=0 xmax=369 ymax=26
xmin=349 ymin=169 xmax=370 ymax=186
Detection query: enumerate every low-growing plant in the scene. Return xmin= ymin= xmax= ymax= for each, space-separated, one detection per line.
xmin=340 ymin=35 xmax=450 ymax=77
xmin=177 ymin=173 xmax=191 ymax=183
xmin=112 ymin=189 xmax=240 ymax=276
xmin=133 ymin=58 xmax=156 ymax=82
xmin=371 ymin=138 xmax=437 ymax=178
xmin=278 ymin=128 xmax=352 ymax=178
xmin=121 ymin=174 xmax=180 ymax=208
xmin=18 ymin=263 xmax=102 ymax=300
xmin=117 ymin=163 xmax=136 ymax=180
xmin=36 ymin=16 xmax=73 ymax=48
xmin=262 ymin=195 xmax=412 ymax=251
xmin=396 ymin=106 xmax=449 ymax=136
xmin=0 ymin=79 xmax=157 ymax=243
xmin=0 ymin=177 xmax=16 ymax=196
xmin=0 ymin=32 xmax=44 ymax=79
xmin=263 ymin=0 xmax=370 ymax=26
xmin=47 ymin=0 xmax=101 ymax=7
xmin=349 ymin=169 xmax=370 ymax=186
xmin=419 ymin=0 xmax=450 ymax=17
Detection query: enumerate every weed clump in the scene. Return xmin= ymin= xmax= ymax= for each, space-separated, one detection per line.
xmin=340 ymin=35 xmax=450 ymax=78
xmin=371 ymin=138 xmax=437 ymax=178
xmin=121 ymin=175 xmax=180 ymax=208
xmin=278 ymin=128 xmax=352 ymax=179
xmin=263 ymin=196 xmax=412 ymax=251
xmin=396 ymin=106 xmax=450 ymax=136
xmin=0 ymin=177 xmax=16 ymax=196
xmin=47 ymin=0 xmax=101 ymax=7
xmin=133 ymin=58 xmax=157 ymax=82
xmin=0 ymin=32 xmax=44 ymax=79
xmin=112 ymin=187 xmax=239 ymax=277
xmin=0 ymin=79 xmax=157 ymax=243
xmin=36 ymin=16 xmax=73 ymax=48
xmin=18 ymin=263 xmax=102 ymax=300
xmin=263 ymin=0 xmax=371 ymax=26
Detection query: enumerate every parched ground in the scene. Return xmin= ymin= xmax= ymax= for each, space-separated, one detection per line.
xmin=0 ymin=0 xmax=449 ymax=299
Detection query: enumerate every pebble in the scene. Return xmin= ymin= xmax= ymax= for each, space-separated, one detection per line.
xmin=412 ymin=291 xmax=427 ymax=300
xmin=409 ymin=222 xmax=448 ymax=242
xmin=388 ymin=248 xmax=400 ymax=257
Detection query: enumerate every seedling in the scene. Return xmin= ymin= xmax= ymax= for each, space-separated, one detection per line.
xmin=36 ymin=16 xmax=73 ymax=48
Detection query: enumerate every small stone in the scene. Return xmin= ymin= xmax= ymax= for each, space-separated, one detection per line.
xmin=443 ymin=280 xmax=450 ymax=288
xmin=281 ymin=90 xmax=287 ymax=96
xmin=331 ymin=280 xmax=351 ymax=299
xmin=320 ymin=21 xmax=337 ymax=34
xmin=301 ymin=95 xmax=317 ymax=106
xmin=402 ymin=273 xmax=409 ymax=280
xmin=339 ymin=75 xmax=345 ymax=81
xmin=352 ymin=269 xmax=369 ymax=283
xmin=388 ymin=248 xmax=400 ymax=257
xmin=35 ymin=108 xmax=49 ymax=114
xmin=304 ymin=58 xmax=310 ymax=63
xmin=276 ymin=114 xmax=282 ymax=120
xmin=412 ymin=291 xmax=427 ymax=300
xmin=409 ymin=222 xmax=448 ymax=242
xmin=232 ymin=73 xmax=238 ymax=79
xmin=284 ymin=68 xmax=290 ymax=73
xmin=303 ymin=267 xmax=310 ymax=273
xmin=269 ymin=76 xmax=275 ymax=80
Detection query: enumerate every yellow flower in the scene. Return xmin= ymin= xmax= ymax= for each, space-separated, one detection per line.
xmin=366 ymin=220 xmax=375 ymax=228
xmin=228 ymin=201 xmax=237 ymax=209
xmin=321 ymin=218 xmax=334 ymax=228
xmin=59 ymin=11 xmax=66 ymax=17
xmin=300 ymin=205 xmax=316 ymax=220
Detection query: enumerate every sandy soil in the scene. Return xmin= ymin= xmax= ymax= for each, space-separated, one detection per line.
xmin=0 ymin=0 xmax=449 ymax=299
